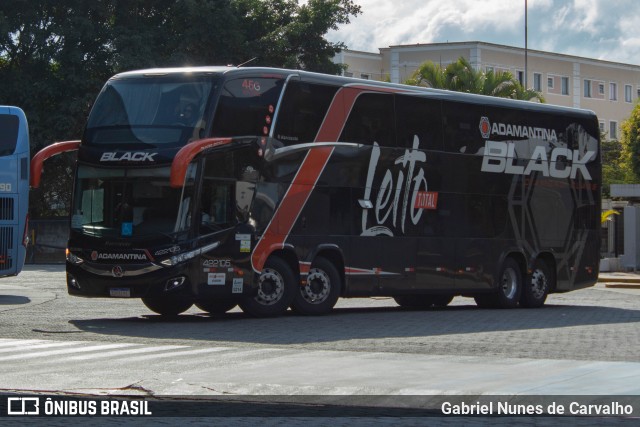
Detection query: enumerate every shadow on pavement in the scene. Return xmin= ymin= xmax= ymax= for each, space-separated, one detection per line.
xmin=0 ymin=295 xmax=30 ymax=305
xmin=69 ymin=302 xmax=640 ymax=346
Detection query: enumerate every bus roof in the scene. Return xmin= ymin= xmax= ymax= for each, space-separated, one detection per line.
xmin=110 ymin=66 xmax=597 ymax=120
xmin=0 ymin=105 xmax=26 ymax=117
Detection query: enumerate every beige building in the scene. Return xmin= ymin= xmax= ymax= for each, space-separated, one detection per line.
xmin=334 ymin=41 xmax=640 ymax=141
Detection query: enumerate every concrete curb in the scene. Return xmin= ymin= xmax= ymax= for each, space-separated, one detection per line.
xmin=598 ymin=277 xmax=640 ymax=283
xmin=603 ymin=283 xmax=640 ymax=289
xmin=598 ymin=274 xmax=640 ymax=289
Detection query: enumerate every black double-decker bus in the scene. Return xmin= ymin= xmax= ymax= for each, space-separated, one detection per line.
xmin=31 ymin=67 xmax=601 ymax=316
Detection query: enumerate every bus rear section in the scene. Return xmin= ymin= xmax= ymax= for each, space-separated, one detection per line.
xmin=0 ymin=106 xmax=29 ymax=277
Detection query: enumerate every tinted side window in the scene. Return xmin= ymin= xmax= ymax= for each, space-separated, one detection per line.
xmin=340 ymin=93 xmax=396 ymax=147
xmin=395 ymin=95 xmax=443 ymax=150
xmin=273 ymin=81 xmax=339 ymax=145
xmin=442 ymin=101 xmax=486 ymax=154
xmin=211 ymin=77 xmax=285 ymax=137
xmin=0 ymin=114 xmax=19 ymax=156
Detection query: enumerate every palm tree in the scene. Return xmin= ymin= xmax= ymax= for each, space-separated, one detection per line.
xmin=405 ymin=61 xmax=446 ymax=88
xmin=407 ymin=56 xmax=545 ymax=102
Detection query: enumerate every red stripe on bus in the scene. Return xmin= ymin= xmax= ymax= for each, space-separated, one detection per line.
xmin=251 ymin=87 xmax=365 ymax=272
xmin=170 ymin=137 xmax=232 ymax=188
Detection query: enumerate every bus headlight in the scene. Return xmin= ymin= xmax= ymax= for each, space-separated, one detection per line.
xmin=165 ymin=276 xmax=186 ymax=291
xmin=66 ymin=248 xmax=84 ymax=264
xmin=67 ymin=274 xmax=81 ymax=289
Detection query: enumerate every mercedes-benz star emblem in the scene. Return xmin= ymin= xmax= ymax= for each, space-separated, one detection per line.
xmin=111 ymin=265 xmax=124 ymax=278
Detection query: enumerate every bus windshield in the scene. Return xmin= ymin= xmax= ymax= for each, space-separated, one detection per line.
xmin=71 ymin=164 xmax=196 ymax=239
xmin=0 ymin=113 xmax=19 ymax=156
xmin=84 ymin=75 xmax=217 ymax=147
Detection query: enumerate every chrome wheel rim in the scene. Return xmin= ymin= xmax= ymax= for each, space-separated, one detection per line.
xmin=530 ymin=268 xmax=548 ymax=299
xmin=256 ymin=268 xmax=284 ymax=305
xmin=501 ymin=267 xmax=518 ymax=300
xmin=302 ymin=268 xmax=331 ymax=304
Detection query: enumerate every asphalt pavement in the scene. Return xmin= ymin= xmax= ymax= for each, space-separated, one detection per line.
xmin=1 ymin=266 xmax=639 ymax=425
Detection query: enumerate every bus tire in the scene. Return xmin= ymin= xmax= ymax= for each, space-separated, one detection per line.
xmin=240 ymin=257 xmax=295 ymax=317
xmin=474 ymin=258 xmax=522 ymax=309
xmin=141 ymin=296 xmax=193 ymax=316
xmin=195 ymin=300 xmax=237 ymax=314
xmin=520 ymin=259 xmax=551 ymax=308
xmin=291 ymin=256 xmax=341 ymax=315
xmin=494 ymin=258 xmax=522 ymax=308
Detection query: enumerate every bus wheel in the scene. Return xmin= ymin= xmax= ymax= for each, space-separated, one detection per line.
xmin=520 ymin=259 xmax=551 ymax=308
xmin=195 ymin=300 xmax=237 ymax=314
xmin=141 ymin=296 xmax=193 ymax=316
xmin=239 ymin=257 xmax=295 ymax=317
xmin=291 ymin=257 xmax=341 ymax=315
xmin=494 ymin=258 xmax=522 ymax=308
xmin=474 ymin=258 xmax=522 ymax=309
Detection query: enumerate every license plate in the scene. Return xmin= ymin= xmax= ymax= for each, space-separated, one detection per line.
xmin=109 ymin=288 xmax=131 ymax=298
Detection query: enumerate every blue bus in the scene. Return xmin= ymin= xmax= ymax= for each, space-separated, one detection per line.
xmin=0 ymin=106 xmax=30 ymax=276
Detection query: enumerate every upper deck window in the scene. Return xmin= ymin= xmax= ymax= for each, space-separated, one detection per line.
xmin=273 ymin=81 xmax=339 ymax=144
xmin=0 ymin=114 xmax=19 ymax=156
xmin=85 ymin=75 xmax=216 ymax=147
xmin=211 ymin=77 xmax=285 ymax=138
xmin=340 ymin=93 xmax=396 ymax=147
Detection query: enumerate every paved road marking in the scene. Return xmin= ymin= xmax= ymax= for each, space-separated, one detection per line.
xmin=0 ymin=343 xmax=136 ymax=361
xmin=0 ymin=339 xmax=48 ymax=347
xmin=68 ymin=345 xmax=190 ymax=361
xmin=0 ymin=339 xmax=223 ymax=363
xmin=0 ymin=340 xmax=81 ymax=354
xmin=124 ymin=347 xmax=230 ymax=362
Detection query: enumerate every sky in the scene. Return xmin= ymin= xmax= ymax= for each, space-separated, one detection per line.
xmin=325 ymin=0 xmax=640 ymax=65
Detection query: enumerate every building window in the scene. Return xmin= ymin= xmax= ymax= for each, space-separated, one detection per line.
xmin=626 ymin=84 xmax=633 ymax=103
xmin=360 ymin=73 xmax=370 ymax=80
xmin=532 ymin=73 xmax=541 ymax=91
xmin=599 ymin=121 xmax=605 ymax=134
xmin=547 ymin=76 xmax=554 ymax=90
xmin=533 ymin=73 xmax=542 ymax=91
xmin=561 ymin=77 xmax=569 ymax=95
xmin=584 ymin=79 xmax=592 ymax=98
xmin=609 ymin=82 xmax=617 ymax=101
xmin=344 ymin=72 xmax=353 ymax=78
xmin=598 ymin=83 xmax=605 ymax=95
xmin=610 ymin=121 xmax=618 ymax=140
xmin=516 ymin=70 xmax=524 ymax=86
xmin=485 ymin=66 xmax=494 ymax=73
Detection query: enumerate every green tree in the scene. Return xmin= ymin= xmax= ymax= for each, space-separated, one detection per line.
xmin=110 ymin=0 xmax=244 ymax=70
xmin=0 ymin=0 xmax=114 ymax=217
xmin=407 ymin=57 xmax=545 ymax=102
xmin=619 ymin=100 xmax=640 ymax=183
xmin=601 ymin=107 xmax=640 ymax=197
xmin=601 ymin=136 xmax=626 ymax=197
xmin=233 ymin=0 xmax=360 ymax=73
xmin=1 ymin=0 xmax=360 ymax=217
